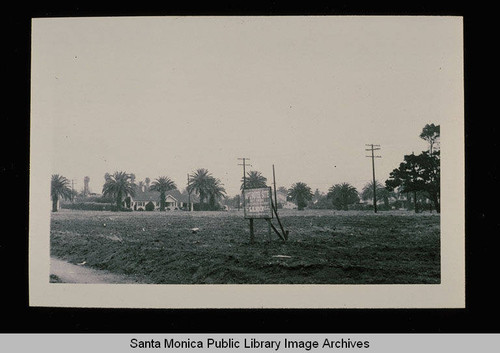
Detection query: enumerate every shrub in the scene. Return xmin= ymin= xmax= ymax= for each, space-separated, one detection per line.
xmin=391 ymin=200 xmax=404 ymax=209
xmin=60 ymin=202 xmax=132 ymax=212
xmin=72 ymin=195 xmax=114 ymax=204
xmin=60 ymin=202 xmax=114 ymax=211
xmin=112 ymin=207 xmax=132 ymax=212
xmin=193 ymin=203 xmax=223 ymax=211
xmin=308 ymin=199 xmax=334 ymax=210
xmin=350 ymin=203 xmax=373 ymax=211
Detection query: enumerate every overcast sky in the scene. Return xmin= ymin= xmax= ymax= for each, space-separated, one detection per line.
xmin=32 ymin=16 xmax=462 ymax=197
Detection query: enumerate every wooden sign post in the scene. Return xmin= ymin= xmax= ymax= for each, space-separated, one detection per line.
xmin=243 ymin=187 xmax=284 ymax=242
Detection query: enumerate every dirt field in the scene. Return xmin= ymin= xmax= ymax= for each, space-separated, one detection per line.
xmin=50 ymin=209 xmax=440 ymax=284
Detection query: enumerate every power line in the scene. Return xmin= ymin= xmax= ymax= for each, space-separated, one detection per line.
xmin=365 ymin=144 xmax=382 ymax=213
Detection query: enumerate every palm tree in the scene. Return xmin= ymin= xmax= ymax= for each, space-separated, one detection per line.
xmin=51 ymin=174 xmax=73 ymax=212
xmin=327 ymin=182 xmax=360 ymax=210
xmin=102 ymin=171 xmax=136 ymax=210
xmin=207 ymin=177 xmax=227 ymax=209
xmin=240 ymin=171 xmax=267 ymax=190
xmin=150 ymin=176 xmax=177 ymax=211
xmin=187 ymin=168 xmax=228 ymax=210
xmin=288 ymin=182 xmax=313 ymax=210
xmin=136 ymin=181 xmax=146 ymax=192
xmin=187 ymin=168 xmax=213 ymax=206
xmin=361 ymin=180 xmax=393 ymax=208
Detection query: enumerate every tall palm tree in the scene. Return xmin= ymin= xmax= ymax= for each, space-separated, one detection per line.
xmin=51 ymin=174 xmax=73 ymax=212
xmin=187 ymin=168 xmax=213 ymax=206
xmin=207 ymin=177 xmax=227 ymax=209
xmin=327 ymin=182 xmax=360 ymax=210
xmin=361 ymin=180 xmax=393 ymax=208
xmin=240 ymin=170 xmax=267 ymax=190
xmin=102 ymin=171 xmax=136 ymax=210
xmin=150 ymin=176 xmax=177 ymax=211
xmin=288 ymin=182 xmax=313 ymax=210
xmin=187 ymin=168 xmax=227 ymax=210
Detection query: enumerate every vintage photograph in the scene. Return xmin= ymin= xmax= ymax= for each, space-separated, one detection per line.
xmin=30 ymin=16 xmax=464 ymax=308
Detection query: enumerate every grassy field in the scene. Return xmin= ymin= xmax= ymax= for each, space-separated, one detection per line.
xmin=50 ymin=209 xmax=440 ymax=284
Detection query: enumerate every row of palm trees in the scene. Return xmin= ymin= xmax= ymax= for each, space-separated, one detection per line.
xmin=52 ymin=170 xmax=389 ymax=213
xmin=51 ymin=169 xmax=227 ymax=212
xmin=102 ymin=172 xmax=179 ymax=211
xmin=102 ymin=169 xmax=228 ymax=211
xmin=237 ymin=171 xmax=372 ymax=211
xmin=238 ymin=173 xmax=400 ymax=211
xmin=237 ymin=171 xmax=314 ymax=210
xmin=280 ymin=182 xmax=362 ymax=211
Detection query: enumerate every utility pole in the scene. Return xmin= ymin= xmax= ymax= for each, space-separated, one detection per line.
xmin=237 ymin=158 xmax=251 ymax=190
xmin=365 ymin=144 xmax=381 ymax=213
xmin=238 ymin=158 xmax=253 ymax=241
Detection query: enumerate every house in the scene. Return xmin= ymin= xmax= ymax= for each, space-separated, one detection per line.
xmin=282 ymin=201 xmax=298 ymax=209
xmin=275 ymin=190 xmax=297 ymax=209
xmin=128 ymin=189 xmax=192 ymax=211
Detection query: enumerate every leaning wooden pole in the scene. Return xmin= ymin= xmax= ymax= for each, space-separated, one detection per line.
xmin=273 ymin=165 xmax=278 ymax=210
xmin=272 ymin=165 xmax=288 ymax=240
xmin=266 ymin=218 xmax=285 ymax=241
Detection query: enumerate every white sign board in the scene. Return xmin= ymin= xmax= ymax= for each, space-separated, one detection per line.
xmin=243 ymin=187 xmax=273 ymax=219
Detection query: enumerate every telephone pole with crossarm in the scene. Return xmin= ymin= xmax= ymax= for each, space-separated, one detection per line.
xmin=365 ymin=144 xmax=382 ymax=213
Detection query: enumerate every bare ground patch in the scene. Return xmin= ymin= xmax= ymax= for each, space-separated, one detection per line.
xmin=50 ymin=209 xmax=440 ymax=284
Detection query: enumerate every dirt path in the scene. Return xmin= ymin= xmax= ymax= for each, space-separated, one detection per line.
xmin=50 ymin=257 xmax=144 ymax=284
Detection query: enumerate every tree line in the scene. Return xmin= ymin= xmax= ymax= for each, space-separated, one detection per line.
xmin=51 ymin=124 xmax=439 ymax=213
xmin=228 ymin=124 xmax=440 ymax=213
xmin=385 ymin=123 xmax=440 ymax=213
xmin=50 ymin=168 xmax=227 ymax=212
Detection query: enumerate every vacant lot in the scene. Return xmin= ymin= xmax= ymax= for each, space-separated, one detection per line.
xmin=50 ymin=209 xmax=440 ymax=284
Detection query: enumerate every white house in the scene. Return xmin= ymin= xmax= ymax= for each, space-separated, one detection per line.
xmin=128 ymin=189 xmax=191 ymax=211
